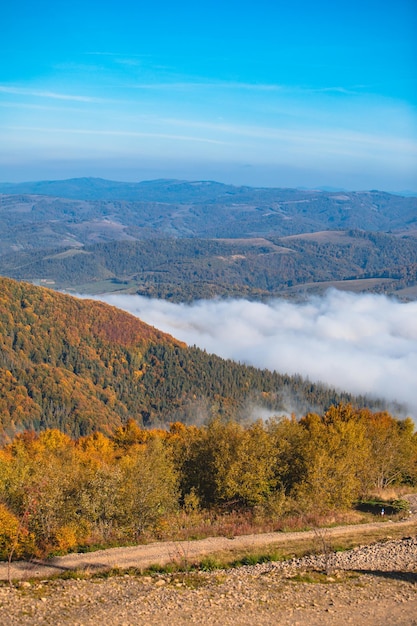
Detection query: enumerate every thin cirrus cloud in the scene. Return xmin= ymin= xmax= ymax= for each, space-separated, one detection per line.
xmin=5 ymin=126 xmax=227 ymax=145
xmin=157 ymin=117 xmax=415 ymax=155
xmin=0 ymin=85 xmax=103 ymax=103
xmin=1 ymin=72 xmax=415 ymax=187
xmin=2 ymin=80 xmax=412 ymax=156
xmin=91 ymin=290 xmax=417 ymax=420
xmin=5 ymin=118 xmax=411 ymax=165
xmin=130 ymin=81 xmax=286 ymax=92
xmin=129 ymin=80 xmax=365 ymax=96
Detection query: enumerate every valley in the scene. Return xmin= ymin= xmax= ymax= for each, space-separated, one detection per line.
xmin=1 ymin=275 xmax=375 ymax=440
xmin=0 ymin=179 xmax=416 ymax=300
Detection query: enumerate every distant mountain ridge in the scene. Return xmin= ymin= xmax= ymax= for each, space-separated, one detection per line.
xmin=0 ymin=177 xmax=256 ymax=202
xmin=0 ymin=179 xmax=415 ymax=247
xmin=0 ymin=176 xmax=415 ymax=203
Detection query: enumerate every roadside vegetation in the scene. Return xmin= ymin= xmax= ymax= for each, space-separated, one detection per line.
xmin=1 ymin=404 xmax=415 ymax=563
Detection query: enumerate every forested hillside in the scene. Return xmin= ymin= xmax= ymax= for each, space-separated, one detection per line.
xmin=0 ymin=181 xmax=416 ymax=256
xmin=1 ymin=277 xmax=383 ymax=442
xmin=1 ymin=230 xmax=416 ymax=300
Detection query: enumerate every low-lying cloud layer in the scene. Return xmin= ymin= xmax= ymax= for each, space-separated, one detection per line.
xmin=94 ymin=290 xmax=417 ymax=419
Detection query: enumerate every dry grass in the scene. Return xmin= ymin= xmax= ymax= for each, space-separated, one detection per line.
xmin=179 ymin=520 xmax=417 ymax=572
xmin=5 ymin=521 xmax=415 ymax=585
xmin=367 ymin=487 xmax=416 ymax=500
xmin=154 ymin=506 xmax=389 ymax=544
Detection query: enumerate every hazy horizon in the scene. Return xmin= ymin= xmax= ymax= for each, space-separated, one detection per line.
xmin=1 ymin=173 xmax=416 ymax=196
xmin=0 ymin=175 xmax=417 ymax=196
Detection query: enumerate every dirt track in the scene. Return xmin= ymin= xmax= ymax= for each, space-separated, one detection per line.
xmin=0 ymin=516 xmax=415 ymax=582
xmin=2 ymin=494 xmax=417 ymax=581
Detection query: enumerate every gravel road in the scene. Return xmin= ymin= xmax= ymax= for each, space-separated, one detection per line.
xmin=1 ymin=496 xmax=416 ymax=625
xmin=0 ymin=535 xmax=416 ymax=625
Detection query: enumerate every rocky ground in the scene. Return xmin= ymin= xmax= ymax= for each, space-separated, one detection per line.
xmin=0 ymin=536 xmax=416 ymax=626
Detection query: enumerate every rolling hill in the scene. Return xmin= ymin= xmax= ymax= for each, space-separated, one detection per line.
xmin=0 ymin=179 xmax=416 ymax=256
xmin=0 ymin=178 xmax=416 ymax=300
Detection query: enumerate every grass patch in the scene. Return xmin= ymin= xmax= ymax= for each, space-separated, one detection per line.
xmin=199 ymin=556 xmax=224 ymax=571
xmin=145 ymin=562 xmax=184 ymax=575
xmin=232 ymin=551 xmax=283 ymax=567
xmin=56 ymin=568 xmax=96 ymax=580
xmin=290 ymin=571 xmax=334 ymax=584
xmin=170 ymin=572 xmax=220 ymax=589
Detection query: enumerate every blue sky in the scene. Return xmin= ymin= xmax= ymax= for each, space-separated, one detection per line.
xmin=1 ymin=0 xmax=416 ymax=190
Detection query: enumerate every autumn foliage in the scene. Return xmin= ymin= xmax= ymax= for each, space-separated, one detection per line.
xmin=0 ymin=406 xmax=416 ymax=560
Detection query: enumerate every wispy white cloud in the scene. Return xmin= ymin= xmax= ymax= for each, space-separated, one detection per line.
xmin=2 ymin=74 xmax=415 ymax=186
xmin=130 ymin=81 xmax=285 ymax=91
xmin=0 ymin=102 xmax=87 ymax=113
xmin=92 ymin=290 xmax=417 ymax=420
xmin=142 ymin=116 xmax=417 ymax=162
xmin=5 ymin=125 xmax=227 ymax=145
xmin=0 ymin=85 xmax=105 ymax=103
xmin=86 ymin=52 xmax=151 ymax=58
xmin=128 ymin=79 xmax=368 ymax=95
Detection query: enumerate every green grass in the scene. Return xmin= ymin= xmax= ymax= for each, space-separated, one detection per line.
xmin=199 ymin=556 xmax=224 ymax=571
xmin=232 ymin=551 xmax=283 ymax=567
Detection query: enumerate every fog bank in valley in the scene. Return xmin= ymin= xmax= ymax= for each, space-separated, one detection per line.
xmin=93 ymin=290 xmax=417 ymax=419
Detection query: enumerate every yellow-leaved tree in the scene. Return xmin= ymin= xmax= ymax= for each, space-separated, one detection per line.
xmin=294 ymin=405 xmax=371 ymax=512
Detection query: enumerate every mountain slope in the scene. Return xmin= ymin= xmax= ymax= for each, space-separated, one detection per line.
xmin=0 ymin=276 xmax=183 ymax=438
xmin=0 ymin=277 xmax=383 ymax=441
